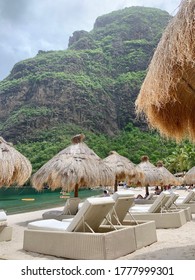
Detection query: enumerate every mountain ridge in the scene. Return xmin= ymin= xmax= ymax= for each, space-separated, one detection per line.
xmin=0 ymin=6 xmax=171 ymax=143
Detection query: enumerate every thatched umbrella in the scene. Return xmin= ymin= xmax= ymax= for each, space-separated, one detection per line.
xmin=103 ymin=151 xmax=144 ymax=192
xmin=137 ymin=156 xmax=163 ymax=196
xmin=156 ymin=160 xmax=182 ymax=187
xmin=135 ymin=0 xmax=195 ymax=141
xmin=31 ymin=134 xmax=115 ymax=197
xmin=0 ymin=136 xmax=32 ymax=187
xmin=183 ymin=166 xmax=195 ymax=185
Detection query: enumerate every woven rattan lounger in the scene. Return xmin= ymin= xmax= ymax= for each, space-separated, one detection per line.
xmin=0 ymin=210 xmax=12 ymax=242
xmin=23 ymin=197 xmax=137 ymax=259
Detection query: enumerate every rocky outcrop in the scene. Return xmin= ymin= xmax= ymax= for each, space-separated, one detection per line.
xmin=0 ymin=7 xmax=171 ymax=143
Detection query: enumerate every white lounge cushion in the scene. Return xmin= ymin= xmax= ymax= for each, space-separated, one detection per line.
xmin=164 ymin=192 xmax=179 ymax=209
xmin=28 ymin=197 xmax=115 ymax=233
xmin=66 ymin=197 xmax=114 ymax=232
xmin=148 ymin=191 xmax=170 ymax=213
xmin=112 ymin=190 xmax=135 ymax=201
xmin=176 ymin=190 xmax=195 ymax=204
xmin=130 ymin=191 xmax=171 ymax=213
xmin=78 ymin=191 xmax=135 ymax=213
xmin=0 ymin=210 xmax=7 ymax=222
xmin=28 ymin=219 xmax=70 ymax=232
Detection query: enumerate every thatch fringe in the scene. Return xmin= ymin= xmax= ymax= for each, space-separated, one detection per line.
xmin=103 ymin=151 xmax=143 ymax=183
xmin=0 ymin=137 xmax=32 ymax=187
xmin=31 ymin=134 xmax=115 ymax=193
xmin=156 ymin=160 xmax=181 ymax=185
xmin=183 ymin=166 xmax=195 ymax=184
xmin=137 ymin=155 xmax=163 ymax=186
xmin=135 ymin=0 xmax=195 ymax=141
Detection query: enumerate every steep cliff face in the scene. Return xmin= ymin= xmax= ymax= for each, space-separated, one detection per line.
xmin=0 ymin=7 xmax=171 ymax=143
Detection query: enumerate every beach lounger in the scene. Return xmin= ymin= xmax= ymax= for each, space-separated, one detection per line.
xmin=23 ymin=197 xmax=137 ymax=259
xmin=128 ymin=192 xmax=189 ymax=228
xmin=130 ymin=191 xmax=171 ymax=213
xmin=176 ymin=190 xmax=195 ymax=204
xmin=77 ymin=190 xmax=157 ymax=250
xmin=134 ymin=192 xmax=155 ymax=204
xmin=102 ymin=191 xmax=157 ymax=249
xmin=0 ymin=210 xmax=12 ymax=242
xmin=42 ymin=197 xmax=81 ymax=220
xmin=174 ymin=190 xmax=195 ymax=214
xmin=163 ymin=192 xmax=180 ymax=210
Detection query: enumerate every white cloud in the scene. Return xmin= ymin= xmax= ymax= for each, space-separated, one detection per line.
xmin=0 ymin=0 xmax=181 ymax=80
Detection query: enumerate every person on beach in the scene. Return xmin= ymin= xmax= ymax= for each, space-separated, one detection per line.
xmin=135 ymin=193 xmax=148 ymax=199
xmin=103 ymin=190 xmax=110 ymax=196
xmin=154 ymin=186 xmax=161 ymax=195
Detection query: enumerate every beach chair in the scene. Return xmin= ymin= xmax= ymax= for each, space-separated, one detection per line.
xmin=174 ymin=190 xmax=195 ymax=214
xmin=102 ymin=191 xmax=157 ymax=249
xmin=108 ymin=190 xmax=135 ymax=224
xmin=134 ymin=192 xmax=156 ymax=204
xmin=42 ymin=197 xmax=81 ymax=220
xmin=130 ymin=191 xmax=171 ymax=213
xmin=23 ymin=197 xmax=137 ymax=259
xmin=134 ymin=192 xmax=179 ymax=210
xmin=128 ymin=191 xmax=189 ymax=228
xmin=163 ymin=192 xmax=180 ymax=210
xmin=175 ymin=189 xmax=195 ymax=204
xmin=0 ymin=210 xmax=12 ymax=242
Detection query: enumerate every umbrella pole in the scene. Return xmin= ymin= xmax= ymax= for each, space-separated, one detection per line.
xmin=114 ymin=179 xmax=118 ymax=192
xmin=74 ymin=184 xmax=79 ymax=197
xmin=145 ymin=186 xmax=149 ymax=196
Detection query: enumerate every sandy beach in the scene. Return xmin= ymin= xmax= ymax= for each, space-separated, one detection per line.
xmin=1 ymin=188 xmax=195 ymax=260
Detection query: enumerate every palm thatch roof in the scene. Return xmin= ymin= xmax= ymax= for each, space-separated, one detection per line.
xmin=183 ymin=166 xmax=195 ymax=184
xmin=156 ymin=161 xmax=182 ymax=186
xmin=103 ymin=151 xmax=144 ymax=191
xmin=137 ymin=156 xmax=163 ymax=187
xmin=0 ymin=137 xmax=32 ymax=187
xmin=135 ymin=0 xmax=195 ymax=141
xmin=31 ymin=134 xmax=115 ymax=196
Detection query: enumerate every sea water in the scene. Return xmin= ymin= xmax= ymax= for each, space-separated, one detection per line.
xmin=0 ymin=187 xmax=102 ymax=215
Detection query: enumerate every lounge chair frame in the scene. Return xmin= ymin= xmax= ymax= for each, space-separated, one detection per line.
xmin=173 ymin=190 xmax=195 ymax=214
xmin=129 ymin=192 xmax=190 ymax=228
xmin=42 ymin=197 xmax=81 ymax=220
xmin=103 ymin=191 xmax=157 ymax=249
xmin=23 ymin=197 xmax=137 ymax=259
xmin=0 ymin=210 xmax=12 ymax=242
xmin=23 ymin=194 xmax=158 ymax=259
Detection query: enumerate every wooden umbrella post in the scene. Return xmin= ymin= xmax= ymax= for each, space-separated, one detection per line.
xmin=114 ymin=179 xmax=118 ymax=192
xmin=74 ymin=184 xmax=79 ymax=197
xmin=145 ymin=185 xmax=149 ymax=196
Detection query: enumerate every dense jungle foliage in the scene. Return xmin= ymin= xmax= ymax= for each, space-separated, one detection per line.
xmin=15 ymin=123 xmax=195 ymax=175
xmin=0 ymin=6 xmax=195 ymax=175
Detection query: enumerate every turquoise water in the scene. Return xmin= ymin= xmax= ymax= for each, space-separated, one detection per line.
xmin=0 ymin=187 xmax=102 ymax=215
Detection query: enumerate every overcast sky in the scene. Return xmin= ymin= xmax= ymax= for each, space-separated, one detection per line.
xmin=0 ymin=0 xmax=181 ymax=81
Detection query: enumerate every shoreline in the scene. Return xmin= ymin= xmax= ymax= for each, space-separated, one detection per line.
xmin=1 ymin=188 xmax=102 ymax=216
xmin=1 ymin=188 xmax=195 ymax=260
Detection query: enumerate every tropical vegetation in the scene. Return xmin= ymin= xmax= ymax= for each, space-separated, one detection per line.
xmin=0 ymin=6 xmax=194 ymax=176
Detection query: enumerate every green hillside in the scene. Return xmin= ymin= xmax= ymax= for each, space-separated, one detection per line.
xmin=0 ymin=6 xmax=194 ymax=174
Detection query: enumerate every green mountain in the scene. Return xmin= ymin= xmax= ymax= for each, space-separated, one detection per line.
xmin=1 ymin=6 xmax=184 ymax=173
xmin=0 ymin=7 xmax=171 ymax=142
